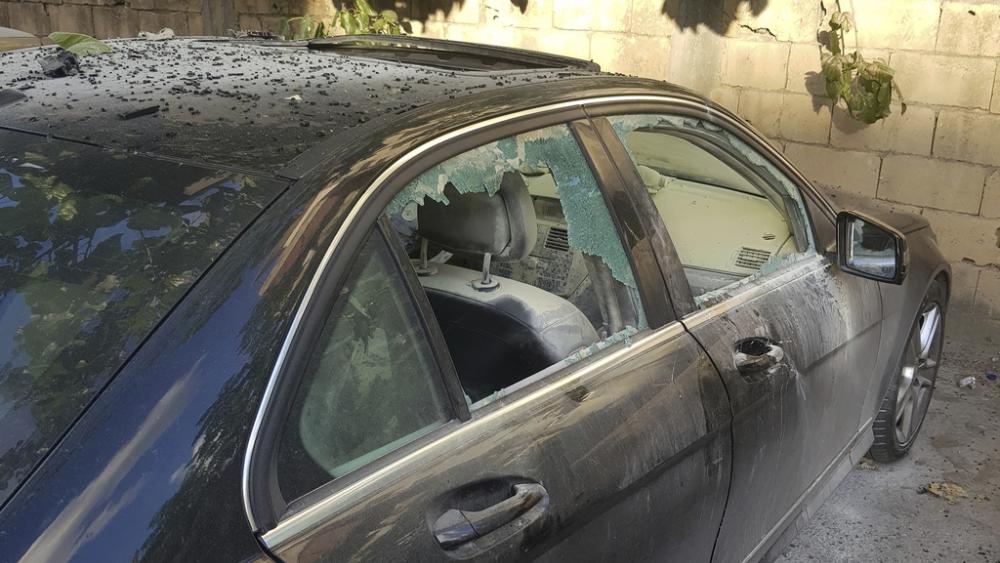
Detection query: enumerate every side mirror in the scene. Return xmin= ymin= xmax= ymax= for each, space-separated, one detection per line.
xmin=836 ymin=211 xmax=907 ymax=284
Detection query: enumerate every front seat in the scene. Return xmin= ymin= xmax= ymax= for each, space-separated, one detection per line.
xmin=416 ymin=172 xmax=599 ymax=402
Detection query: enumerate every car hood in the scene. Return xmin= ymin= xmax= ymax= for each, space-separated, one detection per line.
xmin=0 ymin=129 xmax=287 ymax=507
xmin=814 ymin=184 xmax=930 ymax=234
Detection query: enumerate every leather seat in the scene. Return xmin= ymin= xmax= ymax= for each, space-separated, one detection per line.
xmin=417 ymin=173 xmax=599 ymax=402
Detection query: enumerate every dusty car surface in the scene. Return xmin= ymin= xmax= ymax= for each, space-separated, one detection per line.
xmin=0 ymin=36 xmax=949 ymax=562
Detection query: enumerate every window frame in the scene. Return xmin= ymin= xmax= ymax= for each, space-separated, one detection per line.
xmin=244 ymin=103 xmax=675 ymax=536
xmin=584 ymin=101 xmax=830 ymax=318
xmin=249 ymin=222 xmax=467 ymax=527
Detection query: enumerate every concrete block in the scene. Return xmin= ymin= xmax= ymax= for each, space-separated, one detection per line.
xmin=785 ymin=43 xmax=826 ymax=96
xmin=891 ymin=51 xmax=996 ymax=109
xmin=628 ymin=0 xmax=675 ymax=37
xmin=484 ymin=0 xmax=551 ymax=29
xmin=934 ymin=109 xmax=1000 ymax=167
xmin=937 ymin=3 xmax=1000 ymax=57
xmin=554 ymin=0 xmax=627 ymax=32
xmin=130 ymin=0 xmax=159 ymax=10
xmin=724 ymin=0 xmax=822 ymax=43
xmin=257 ymin=15 xmax=284 ymax=33
xmin=975 ymin=267 xmax=1000 ymax=318
xmin=878 ymin=155 xmax=987 ymax=214
xmin=187 ymin=12 xmax=204 ymax=36
xmin=590 ymin=32 xmax=669 ymax=79
xmin=515 ymin=28 xmax=589 ymax=59
xmin=948 ymin=259 xmax=981 ymax=315
xmin=237 ymin=14 xmax=261 ymax=32
xmin=49 ymin=4 xmax=94 ymax=36
xmin=830 ymin=104 xmax=934 ymax=156
xmin=709 ymin=85 xmax=740 ymax=112
xmin=721 ymin=39 xmax=789 ymax=91
xmin=9 ymin=2 xmax=51 ymax=35
xmin=92 ymin=5 xmax=139 ymax=39
xmin=784 ymin=142 xmax=881 ymax=198
xmin=980 ymin=171 xmax=1000 ymax=219
xmin=851 ymin=0 xmax=940 ymax=51
xmin=446 ymin=0 xmax=481 ymax=25
xmin=737 ymin=89 xmax=782 ymax=138
xmin=922 ymin=208 xmax=1000 ymax=266
xmin=138 ymin=10 xmax=189 ymax=35
xmin=779 ymin=92 xmax=832 ymax=144
xmin=992 ymin=70 xmax=1000 ymax=114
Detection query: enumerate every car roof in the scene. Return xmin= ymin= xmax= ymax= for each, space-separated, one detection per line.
xmin=0 ymin=37 xmax=602 ymax=175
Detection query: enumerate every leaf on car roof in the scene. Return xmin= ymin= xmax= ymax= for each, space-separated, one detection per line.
xmin=48 ymin=32 xmax=113 ymax=57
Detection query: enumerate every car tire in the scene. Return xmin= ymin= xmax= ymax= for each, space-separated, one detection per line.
xmin=869 ymin=278 xmax=947 ymax=462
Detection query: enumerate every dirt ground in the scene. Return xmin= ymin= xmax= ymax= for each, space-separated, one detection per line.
xmin=776 ymin=335 xmax=1000 ymax=563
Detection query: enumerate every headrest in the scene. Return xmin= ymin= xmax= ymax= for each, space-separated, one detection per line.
xmin=417 ymin=171 xmax=537 ymax=260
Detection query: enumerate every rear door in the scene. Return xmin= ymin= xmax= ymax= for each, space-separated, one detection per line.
xmin=246 ymin=115 xmax=732 ymax=561
xmin=591 ymin=108 xmax=882 ymax=562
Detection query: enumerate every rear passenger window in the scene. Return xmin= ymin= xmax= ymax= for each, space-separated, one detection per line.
xmin=606 ymin=115 xmax=815 ymax=307
xmin=275 ymin=230 xmax=451 ymax=502
xmin=385 ymin=123 xmax=648 ymax=406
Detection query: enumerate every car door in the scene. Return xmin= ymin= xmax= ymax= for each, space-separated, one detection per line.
xmin=590 ymin=108 xmax=883 ymax=562
xmin=245 ymin=115 xmax=733 ymax=562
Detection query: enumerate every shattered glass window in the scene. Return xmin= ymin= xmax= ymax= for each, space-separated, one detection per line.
xmin=276 ymin=230 xmax=450 ymax=501
xmin=608 ymin=114 xmax=816 ymax=308
xmin=386 ymin=123 xmax=648 ymax=405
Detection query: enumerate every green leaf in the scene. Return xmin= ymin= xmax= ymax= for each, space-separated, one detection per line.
xmin=48 ymin=32 xmax=112 ymax=57
xmin=380 ymin=9 xmax=399 ymax=23
xmin=356 ymin=0 xmax=375 ymax=16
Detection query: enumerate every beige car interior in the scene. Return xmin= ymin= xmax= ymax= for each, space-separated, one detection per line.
xmin=620 ymin=129 xmax=799 ymax=297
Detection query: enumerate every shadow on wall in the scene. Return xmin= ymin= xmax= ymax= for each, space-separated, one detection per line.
xmin=662 ymin=0 xmax=769 ymax=34
xmin=351 ymin=0 xmax=766 ymax=30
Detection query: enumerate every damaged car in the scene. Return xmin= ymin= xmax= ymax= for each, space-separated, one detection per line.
xmin=0 ymin=35 xmax=948 ymax=562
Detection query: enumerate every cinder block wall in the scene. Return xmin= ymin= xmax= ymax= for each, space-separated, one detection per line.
xmin=3 ymin=0 xmax=999 ymax=320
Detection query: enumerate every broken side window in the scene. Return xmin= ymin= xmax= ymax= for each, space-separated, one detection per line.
xmin=386 ymin=123 xmax=648 ymax=407
xmin=607 ymin=114 xmax=817 ymax=308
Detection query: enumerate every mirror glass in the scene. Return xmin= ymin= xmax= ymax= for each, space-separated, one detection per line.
xmin=844 ymin=216 xmax=898 ymax=280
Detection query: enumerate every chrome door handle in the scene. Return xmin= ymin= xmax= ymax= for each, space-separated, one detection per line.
xmin=432 ymin=483 xmax=548 ymax=549
xmin=734 ymin=337 xmax=785 ymax=376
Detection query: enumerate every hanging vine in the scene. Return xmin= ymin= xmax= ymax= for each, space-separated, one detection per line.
xmin=820 ymin=10 xmax=906 ymax=124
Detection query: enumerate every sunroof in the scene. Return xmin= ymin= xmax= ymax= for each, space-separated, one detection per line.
xmin=308 ymin=35 xmax=599 ymax=72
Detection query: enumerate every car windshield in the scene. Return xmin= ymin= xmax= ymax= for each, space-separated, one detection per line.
xmin=0 ymin=130 xmax=286 ymax=504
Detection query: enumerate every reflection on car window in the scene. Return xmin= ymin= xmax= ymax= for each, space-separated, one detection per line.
xmin=0 ymin=130 xmax=286 ymax=506
xmin=386 ymin=123 xmax=648 ymax=406
xmin=608 ymin=115 xmax=816 ymax=308
xmin=276 ymin=230 xmax=450 ymax=502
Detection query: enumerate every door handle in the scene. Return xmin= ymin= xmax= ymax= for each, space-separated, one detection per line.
xmin=734 ymin=337 xmax=785 ymax=376
xmin=433 ymin=483 xmax=548 ymax=549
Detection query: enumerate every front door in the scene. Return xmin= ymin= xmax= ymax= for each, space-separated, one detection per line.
xmin=248 ymin=117 xmax=733 ymax=561
xmin=594 ymin=111 xmax=882 ymax=562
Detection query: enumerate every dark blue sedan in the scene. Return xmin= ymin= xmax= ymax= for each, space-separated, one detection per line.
xmin=0 ymin=36 xmax=948 ymax=562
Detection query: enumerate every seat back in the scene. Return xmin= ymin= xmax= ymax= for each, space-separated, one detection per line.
xmin=416 ymin=173 xmax=598 ymax=401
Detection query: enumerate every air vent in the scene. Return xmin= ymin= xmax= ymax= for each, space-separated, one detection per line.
xmin=544 ymin=227 xmax=570 ymax=252
xmin=735 ymin=247 xmax=771 ymax=270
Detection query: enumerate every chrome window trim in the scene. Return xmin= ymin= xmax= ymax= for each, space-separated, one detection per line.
xmin=240 ymin=92 xmax=828 ymax=543
xmin=681 ymin=254 xmax=829 ymax=330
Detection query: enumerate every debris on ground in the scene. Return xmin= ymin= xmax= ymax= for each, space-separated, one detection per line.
xmin=0 ymin=89 xmax=27 ymax=108
xmin=986 ymin=370 xmax=997 ymax=382
xmin=119 ymin=105 xmax=160 ymax=121
xmin=958 ymin=376 xmax=977 ymax=388
xmin=138 ymin=28 xmax=176 ymax=41
xmin=229 ymin=29 xmax=279 ymax=40
xmin=857 ymin=455 xmax=879 ymax=471
xmin=917 ymin=481 xmax=968 ymax=504
xmin=39 ymin=49 xmax=80 ymax=78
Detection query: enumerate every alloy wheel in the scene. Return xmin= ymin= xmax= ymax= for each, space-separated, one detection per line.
xmin=894 ymin=302 xmax=942 ymax=446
